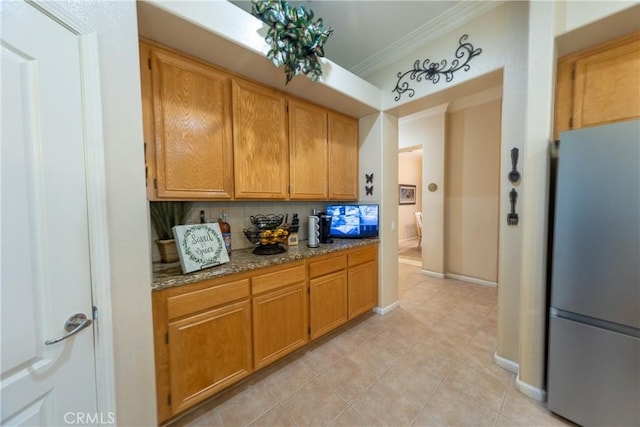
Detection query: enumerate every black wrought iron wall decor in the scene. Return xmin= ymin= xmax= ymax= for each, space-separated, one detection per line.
xmin=507 ymin=189 xmax=519 ymax=226
xmin=392 ymin=34 xmax=482 ymax=101
xmin=365 ymin=173 xmax=374 ymax=196
xmin=508 ymin=147 xmax=521 ymax=183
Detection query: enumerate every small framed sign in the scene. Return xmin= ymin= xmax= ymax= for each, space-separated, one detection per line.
xmin=172 ymin=223 xmax=230 ymax=274
xmin=399 ymin=184 xmax=416 ymax=205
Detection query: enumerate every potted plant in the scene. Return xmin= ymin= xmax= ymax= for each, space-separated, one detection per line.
xmin=252 ymin=0 xmax=333 ymax=84
xmin=150 ymin=201 xmax=192 ymax=263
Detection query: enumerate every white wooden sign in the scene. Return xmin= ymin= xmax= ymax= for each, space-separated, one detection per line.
xmin=172 ymin=223 xmax=230 ymax=274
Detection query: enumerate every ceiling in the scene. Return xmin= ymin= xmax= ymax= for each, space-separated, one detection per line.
xmin=137 ymin=1 xmax=506 ymax=118
xmin=228 ymin=0 xmax=503 ymax=78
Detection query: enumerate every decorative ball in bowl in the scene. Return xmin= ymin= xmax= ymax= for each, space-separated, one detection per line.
xmin=242 ymin=226 xmax=289 ymax=246
xmin=250 ymin=214 xmax=284 ymax=231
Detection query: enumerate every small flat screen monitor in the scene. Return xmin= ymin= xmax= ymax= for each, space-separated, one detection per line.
xmin=325 ymin=204 xmax=379 ymax=238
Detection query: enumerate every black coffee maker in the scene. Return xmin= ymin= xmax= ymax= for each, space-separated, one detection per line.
xmin=319 ymin=213 xmax=333 ymax=244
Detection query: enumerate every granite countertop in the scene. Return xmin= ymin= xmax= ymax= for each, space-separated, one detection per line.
xmin=152 ymin=238 xmax=379 ymax=291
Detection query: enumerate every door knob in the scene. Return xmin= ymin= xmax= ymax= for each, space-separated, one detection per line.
xmin=45 ymin=313 xmax=92 ymax=345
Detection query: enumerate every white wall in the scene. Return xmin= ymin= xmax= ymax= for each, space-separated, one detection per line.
xmin=445 ymin=99 xmax=501 ymax=283
xmin=399 ymin=106 xmax=448 ymax=275
xmin=360 ymin=113 xmax=399 ymax=312
xmin=55 ymin=1 xmax=157 ymax=424
xmin=559 ymin=0 xmax=637 ymax=34
xmin=369 ymin=0 xmax=530 ymax=380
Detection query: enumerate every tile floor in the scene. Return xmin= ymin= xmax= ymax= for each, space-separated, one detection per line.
xmin=169 ymin=261 xmax=572 ymax=427
xmin=397 ymin=238 xmax=422 ymax=262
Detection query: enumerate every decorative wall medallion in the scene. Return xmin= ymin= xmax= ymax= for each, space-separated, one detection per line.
xmin=392 ymin=34 xmax=482 ymax=101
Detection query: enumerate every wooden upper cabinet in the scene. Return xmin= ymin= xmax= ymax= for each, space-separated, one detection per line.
xmin=328 ymin=112 xmax=359 ymax=200
xmin=289 ymin=99 xmax=329 ymax=199
xmin=554 ymin=32 xmax=640 ymax=140
xmin=232 ymin=79 xmax=288 ymax=199
xmin=142 ymin=41 xmax=234 ymax=200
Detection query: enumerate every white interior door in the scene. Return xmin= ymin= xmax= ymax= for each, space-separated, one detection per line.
xmin=1 ymin=2 xmax=99 ymax=425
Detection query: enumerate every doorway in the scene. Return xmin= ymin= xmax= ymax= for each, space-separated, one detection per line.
xmin=398 ymin=148 xmax=423 ymax=265
xmin=396 ymin=86 xmax=502 ymax=287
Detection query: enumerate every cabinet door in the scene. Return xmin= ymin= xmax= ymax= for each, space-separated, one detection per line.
xmin=328 ymin=112 xmax=359 ymax=200
xmin=573 ymin=34 xmax=640 ymax=130
xmin=309 ymin=270 xmax=348 ymax=340
xmin=149 ymin=46 xmax=233 ymax=199
xmin=289 ymin=99 xmax=328 ymax=199
xmin=554 ymin=32 xmax=640 ymax=140
xmin=348 ymin=261 xmax=377 ymax=319
xmin=168 ymin=299 xmax=252 ymax=414
xmin=252 ymin=281 xmax=308 ymax=369
xmin=232 ymin=79 xmax=288 ymax=199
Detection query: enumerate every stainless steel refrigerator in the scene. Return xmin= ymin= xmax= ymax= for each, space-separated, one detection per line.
xmin=547 ymin=120 xmax=640 ymax=426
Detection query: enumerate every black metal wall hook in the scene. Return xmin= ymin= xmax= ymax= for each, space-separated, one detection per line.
xmin=507 ymin=189 xmax=519 ymax=226
xmin=509 ymin=147 xmax=521 ymax=183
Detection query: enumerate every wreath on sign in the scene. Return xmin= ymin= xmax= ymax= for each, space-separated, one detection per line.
xmin=182 ymin=224 xmax=223 ymax=265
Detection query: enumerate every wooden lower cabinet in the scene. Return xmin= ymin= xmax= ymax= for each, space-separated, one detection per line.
xmin=309 ymin=253 xmax=348 ymax=340
xmin=252 ymin=261 xmax=309 ymax=369
xmin=347 ymin=246 xmax=378 ymax=319
xmin=153 ymin=275 xmax=253 ymax=423
xmin=152 ymin=244 xmax=378 ymax=424
xmin=168 ymin=299 xmax=252 ymax=414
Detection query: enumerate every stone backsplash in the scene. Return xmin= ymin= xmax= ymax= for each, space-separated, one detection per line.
xmin=149 ymin=201 xmax=331 ymax=262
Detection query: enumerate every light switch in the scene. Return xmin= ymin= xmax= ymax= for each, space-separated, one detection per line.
xmin=391 ymin=220 xmax=396 ymax=231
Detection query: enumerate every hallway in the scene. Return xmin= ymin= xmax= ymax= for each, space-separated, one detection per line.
xmin=398 ymin=237 xmax=422 ymax=263
xmin=170 ymin=262 xmax=570 ymax=426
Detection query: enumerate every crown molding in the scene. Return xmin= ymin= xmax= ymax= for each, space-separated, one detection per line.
xmin=351 ymin=1 xmax=505 ymax=78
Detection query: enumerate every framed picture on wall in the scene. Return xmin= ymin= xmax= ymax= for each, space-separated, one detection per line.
xmin=399 ymin=184 xmax=416 ymax=205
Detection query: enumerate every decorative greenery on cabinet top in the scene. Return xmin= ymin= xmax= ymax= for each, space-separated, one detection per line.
xmin=252 ymin=0 xmax=333 ymax=84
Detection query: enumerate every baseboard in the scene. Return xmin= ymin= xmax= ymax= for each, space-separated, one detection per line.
xmin=516 ymin=374 xmax=547 ymax=402
xmin=422 ymin=270 xmax=445 ymax=279
xmin=374 ymin=300 xmax=400 ymax=315
xmin=494 ymin=351 xmax=519 ymax=374
xmin=446 ymin=273 xmax=497 ymax=287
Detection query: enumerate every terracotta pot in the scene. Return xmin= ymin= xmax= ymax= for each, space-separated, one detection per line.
xmin=156 ymin=239 xmax=178 ymax=263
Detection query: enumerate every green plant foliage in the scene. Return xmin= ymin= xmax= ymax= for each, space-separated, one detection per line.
xmin=149 ymin=201 xmax=192 ymax=240
xmin=252 ymin=0 xmax=333 ymax=84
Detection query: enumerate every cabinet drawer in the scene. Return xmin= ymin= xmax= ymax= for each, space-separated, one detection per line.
xmin=309 ymin=254 xmax=347 ymax=278
xmin=252 ymin=263 xmax=306 ymax=295
xmin=167 ymin=278 xmax=250 ymax=320
xmin=348 ymin=246 xmax=376 ymax=267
